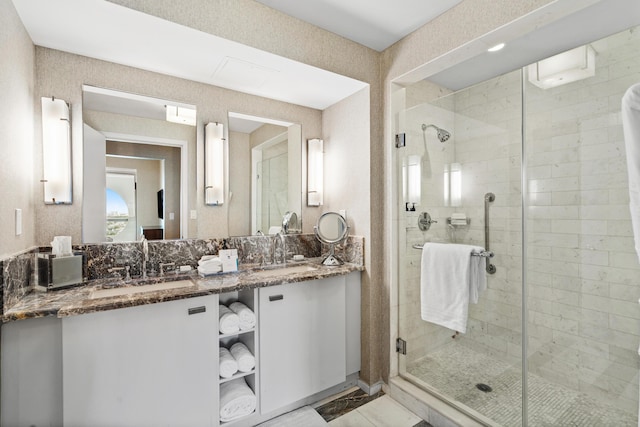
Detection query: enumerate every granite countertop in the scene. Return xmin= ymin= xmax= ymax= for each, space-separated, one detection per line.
xmin=2 ymin=260 xmax=363 ymax=323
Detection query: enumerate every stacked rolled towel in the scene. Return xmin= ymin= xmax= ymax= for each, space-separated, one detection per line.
xmin=229 ymin=301 xmax=256 ymax=331
xmin=230 ymin=342 xmax=256 ymax=373
xmin=219 ymin=347 xmax=239 ymax=379
xmin=219 ymin=304 xmax=240 ymax=334
xmin=219 ymin=378 xmax=256 ymax=423
xmin=198 ymin=255 xmax=222 ymax=276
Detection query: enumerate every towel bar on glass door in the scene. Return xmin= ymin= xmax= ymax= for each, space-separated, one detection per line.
xmin=412 ymin=243 xmax=494 ymax=258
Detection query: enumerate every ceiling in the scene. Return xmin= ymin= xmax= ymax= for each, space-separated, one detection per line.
xmin=254 ymin=0 xmax=462 ymax=52
xmin=11 ymin=0 xmax=370 ymax=110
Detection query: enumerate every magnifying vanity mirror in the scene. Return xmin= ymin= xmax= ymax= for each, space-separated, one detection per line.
xmin=314 ymin=212 xmax=349 ymax=266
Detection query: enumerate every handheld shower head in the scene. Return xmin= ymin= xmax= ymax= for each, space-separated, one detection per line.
xmin=421 ymin=123 xmax=451 ymax=143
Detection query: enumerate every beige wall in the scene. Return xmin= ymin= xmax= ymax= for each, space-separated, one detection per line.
xmin=228 ymin=130 xmax=251 ymax=237
xmin=0 ymin=0 xmax=35 ymax=258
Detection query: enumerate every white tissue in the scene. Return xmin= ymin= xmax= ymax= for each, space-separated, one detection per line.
xmin=51 ymin=236 xmax=72 ymax=257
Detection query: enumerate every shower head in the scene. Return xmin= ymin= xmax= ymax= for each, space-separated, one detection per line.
xmin=421 ymin=123 xmax=451 ymax=143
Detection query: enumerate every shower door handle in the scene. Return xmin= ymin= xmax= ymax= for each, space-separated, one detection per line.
xmin=484 ymin=193 xmax=497 ymax=274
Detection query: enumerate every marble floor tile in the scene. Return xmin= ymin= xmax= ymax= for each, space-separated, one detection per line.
xmin=356 ymin=395 xmax=423 ymax=427
xmin=328 ymin=410 xmax=376 ymax=427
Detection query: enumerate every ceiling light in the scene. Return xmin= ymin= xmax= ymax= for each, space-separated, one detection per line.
xmin=527 ymin=44 xmax=595 ymax=89
xmin=487 ymin=43 xmax=505 ymax=52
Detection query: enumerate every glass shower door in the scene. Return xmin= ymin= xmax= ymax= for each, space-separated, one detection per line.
xmin=396 ymin=70 xmax=524 ymax=425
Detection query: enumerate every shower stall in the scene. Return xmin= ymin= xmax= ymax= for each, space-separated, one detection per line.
xmin=395 ymin=25 xmax=640 ymax=426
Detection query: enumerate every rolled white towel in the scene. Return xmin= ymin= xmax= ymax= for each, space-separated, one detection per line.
xmin=229 ymin=301 xmax=256 ymax=331
xmin=219 ymin=304 xmax=240 ymax=334
xmin=219 ymin=347 xmax=239 ymax=379
xmin=230 ymin=342 xmax=255 ymax=373
xmin=219 ymin=378 xmax=256 ymax=423
xmin=198 ymin=255 xmax=220 ymax=266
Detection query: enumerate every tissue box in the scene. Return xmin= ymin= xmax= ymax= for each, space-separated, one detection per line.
xmin=36 ymin=251 xmax=86 ymax=291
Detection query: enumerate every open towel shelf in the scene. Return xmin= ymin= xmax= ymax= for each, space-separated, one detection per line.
xmin=412 ymin=243 xmax=494 ymax=258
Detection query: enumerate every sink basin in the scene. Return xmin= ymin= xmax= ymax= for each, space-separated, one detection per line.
xmin=90 ymin=280 xmax=196 ymax=299
xmin=251 ymin=264 xmax=318 ymax=279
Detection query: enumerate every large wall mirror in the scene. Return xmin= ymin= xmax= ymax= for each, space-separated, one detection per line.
xmin=82 ymin=86 xmax=194 ymax=243
xmin=227 ymin=112 xmax=302 ymax=236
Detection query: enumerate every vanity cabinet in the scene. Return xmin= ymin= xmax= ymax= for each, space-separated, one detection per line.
xmin=259 ymin=275 xmax=347 ymax=414
xmin=62 ymin=295 xmax=219 ymax=427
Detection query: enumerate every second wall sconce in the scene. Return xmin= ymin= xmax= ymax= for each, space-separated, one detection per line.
xmin=205 ymin=122 xmax=225 ymax=206
xmin=307 ymin=138 xmax=323 ymax=206
xmin=41 ymin=96 xmax=72 ymax=204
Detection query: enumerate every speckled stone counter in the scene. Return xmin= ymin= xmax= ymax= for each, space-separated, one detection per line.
xmin=2 ymin=260 xmax=363 ymax=323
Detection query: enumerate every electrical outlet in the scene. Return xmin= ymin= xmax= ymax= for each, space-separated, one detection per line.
xmin=190 ymin=210 xmax=197 ymax=220
xmin=169 ymin=212 xmax=175 ymax=221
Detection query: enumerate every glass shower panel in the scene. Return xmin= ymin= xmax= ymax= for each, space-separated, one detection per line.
xmin=524 ymin=26 xmax=640 ymax=426
xmin=397 ymin=70 xmax=524 ymax=425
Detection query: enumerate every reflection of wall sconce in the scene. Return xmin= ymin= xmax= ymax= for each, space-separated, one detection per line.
xmin=444 ymin=162 xmax=462 ymax=207
xmin=307 ymin=138 xmax=323 ymax=206
xmin=527 ymin=44 xmax=595 ymax=89
xmin=205 ymin=122 xmax=224 ymax=206
xmin=41 ymin=97 xmax=72 ymax=204
xmin=166 ymin=105 xmax=196 ymax=126
xmin=402 ymin=155 xmax=421 ymax=210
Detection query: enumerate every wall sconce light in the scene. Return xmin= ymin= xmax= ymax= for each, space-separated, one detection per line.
xmin=527 ymin=44 xmax=595 ymax=89
xmin=41 ymin=96 xmax=72 ymax=204
xmin=402 ymin=155 xmax=421 ymax=210
xmin=444 ymin=162 xmax=462 ymax=207
xmin=166 ymin=105 xmax=197 ymax=126
xmin=205 ymin=122 xmax=225 ymax=206
xmin=307 ymin=138 xmax=323 ymax=206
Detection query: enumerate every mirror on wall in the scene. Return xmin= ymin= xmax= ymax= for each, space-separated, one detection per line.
xmin=82 ymin=86 xmax=195 ymax=243
xmin=227 ymin=112 xmax=302 ymax=237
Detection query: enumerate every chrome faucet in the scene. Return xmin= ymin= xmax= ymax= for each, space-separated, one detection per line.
xmin=273 ymin=232 xmax=287 ymax=265
xmin=140 ymin=235 xmax=148 ymax=279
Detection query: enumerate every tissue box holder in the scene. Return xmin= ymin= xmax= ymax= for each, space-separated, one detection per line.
xmin=36 ymin=251 xmax=86 ymax=291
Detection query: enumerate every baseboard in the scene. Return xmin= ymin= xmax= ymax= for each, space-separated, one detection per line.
xmin=357 ymin=378 xmax=384 ymax=396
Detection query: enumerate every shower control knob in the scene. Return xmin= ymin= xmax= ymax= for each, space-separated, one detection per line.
xmin=418 ymin=212 xmax=437 ymax=231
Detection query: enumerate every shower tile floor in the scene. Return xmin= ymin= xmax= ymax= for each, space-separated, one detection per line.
xmin=406 ymin=341 xmax=636 ymax=427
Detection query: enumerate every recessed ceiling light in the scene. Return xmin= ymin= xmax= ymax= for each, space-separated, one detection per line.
xmin=488 ymin=43 xmax=505 ymax=52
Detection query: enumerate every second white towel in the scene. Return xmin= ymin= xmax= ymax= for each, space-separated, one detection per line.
xmin=219 ymin=304 xmax=240 ymax=334
xmin=230 ymin=342 xmax=255 ymax=373
xmin=229 ymin=302 xmax=256 ymax=331
xmin=219 ymin=378 xmax=256 ymax=422
xmin=219 ymin=347 xmax=239 ymax=379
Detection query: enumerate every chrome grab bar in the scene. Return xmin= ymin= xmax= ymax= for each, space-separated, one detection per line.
xmin=412 ymin=243 xmax=493 ymax=258
xmin=484 ymin=192 xmax=497 ymax=274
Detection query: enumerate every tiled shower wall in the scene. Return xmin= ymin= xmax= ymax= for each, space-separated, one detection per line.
xmin=399 ymin=26 xmax=640 ymax=414
xmin=525 ymin=27 xmax=640 ymax=413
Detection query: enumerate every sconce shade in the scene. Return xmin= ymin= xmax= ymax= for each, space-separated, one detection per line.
xmin=307 ymin=138 xmax=323 ymax=206
xmin=205 ymin=122 xmax=224 ymax=205
xmin=443 ymin=162 xmax=462 ymax=207
xmin=527 ymin=44 xmax=595 ymax=89
xmin=403 ymin=155 xmax=421 ymax=206
xmin=41 ymin=97 xmax=72 ymax=204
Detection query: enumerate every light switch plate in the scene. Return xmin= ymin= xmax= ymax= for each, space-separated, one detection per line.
xmin=169 ymin=212 xmax=175 ymax=221
xmin=190 ymin=210 xmax=197 ymax=219
xmin=15 ymin=208 xmax=22 ymax=235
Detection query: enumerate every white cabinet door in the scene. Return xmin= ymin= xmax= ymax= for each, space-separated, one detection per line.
xmin=259 ymin=276 xmax=346 ymax=414
xmin=63 ymin=295 xmax=219 ymax=427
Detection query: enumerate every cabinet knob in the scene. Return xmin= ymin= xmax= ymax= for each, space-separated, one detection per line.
xmin=188 ymin=306 xmax=206 ymax=315
xmin=269 ymin=294 xmax=284 ymax=302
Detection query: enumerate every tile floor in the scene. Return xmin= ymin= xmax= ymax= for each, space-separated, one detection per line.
xmin=314 ymin=388 xmax=431 ymax=427
xmin=407 ymin=340 xmax=637 ymax=427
